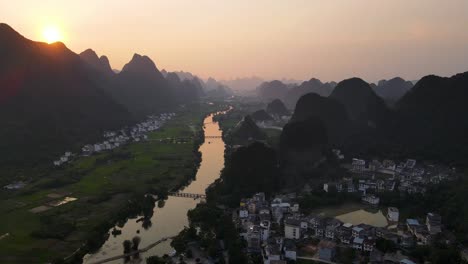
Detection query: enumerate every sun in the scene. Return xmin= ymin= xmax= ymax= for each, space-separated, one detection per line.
xmin=42 ymin=25 xmax=63 ymax=44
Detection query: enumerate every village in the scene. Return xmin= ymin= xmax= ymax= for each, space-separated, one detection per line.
xmin=325 ymin=153 xmax=457 ymax=206
xmin=232 ymin=155 xmax=459 ymax=264
xmin=52 ymin=113 xmax=176 ymax=166
xmin=235 ymin=190 xmax=451 ymax=264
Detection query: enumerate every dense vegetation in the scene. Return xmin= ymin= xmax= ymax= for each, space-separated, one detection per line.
xmin=171 ymin=203 xmax=248 ymax=264
xmin=208 ymin=142 xmax=280 ymax=206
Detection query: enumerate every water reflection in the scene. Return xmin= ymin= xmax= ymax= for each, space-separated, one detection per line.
xmin=83 ymin=112 xmax=226 ymax=264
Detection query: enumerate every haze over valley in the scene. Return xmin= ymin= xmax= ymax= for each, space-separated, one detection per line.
xmin=1 ymin=1 xmax=468 ymax=264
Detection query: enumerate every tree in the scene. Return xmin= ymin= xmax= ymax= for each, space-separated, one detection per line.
xmin=376 ymin=238 xmax=397 ymax=253
xmin=132 ymin=236 xmax=141 ymax=251
xmin=146 ymin=256 xmax=167 ymax=264
xmin=123 ymin=240 xmax=132 ymax=254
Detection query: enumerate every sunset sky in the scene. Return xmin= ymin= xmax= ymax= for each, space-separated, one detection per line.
xmin=2 ymin=0 xmax=468 ymax=82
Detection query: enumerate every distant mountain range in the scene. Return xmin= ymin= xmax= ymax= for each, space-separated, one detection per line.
xmin=0 ymin=23 xmax=204 ymax=170
xmin=372 ymin=77 xmax=414 ymax=105
xmin=256 ymin=77 xmax=415 ymax=109
xmin=282 ymin=72 xmax=468 ymax=165
xmin=255 ymin=78 xmax=336 ymax=108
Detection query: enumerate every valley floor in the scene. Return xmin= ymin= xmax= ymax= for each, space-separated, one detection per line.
xmin=0 ymin=102 xmax=223 ymax=263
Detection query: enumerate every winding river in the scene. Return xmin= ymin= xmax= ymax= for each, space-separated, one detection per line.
xmin=83 ymin=111 xmax=226 ymax=264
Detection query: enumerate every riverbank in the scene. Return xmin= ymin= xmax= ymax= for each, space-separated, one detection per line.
xmin=82 ymin=105 xmax=230 ymax=264
xmin=0 ymin=102 xmax=225 ymax=263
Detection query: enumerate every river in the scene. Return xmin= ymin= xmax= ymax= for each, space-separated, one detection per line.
xmin=83 ymin=111 xmax=226 ymax=264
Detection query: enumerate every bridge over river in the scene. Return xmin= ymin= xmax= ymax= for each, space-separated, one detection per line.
xmin=168 ymin=192 xmax=206 ymax=199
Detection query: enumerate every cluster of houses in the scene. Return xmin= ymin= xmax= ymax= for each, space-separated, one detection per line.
xmin=323 ymin=158 xmax=456 ymax=206
xmin=234 ymin=193 xmax=299 ymax=264
xmin=234 ymin=192 xmax=446 ymax=264
xmin=52 ymin=113 xmax=175 ymax=166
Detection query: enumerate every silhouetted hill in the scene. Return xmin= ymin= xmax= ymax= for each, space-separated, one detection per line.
xmin=330 ymin=78 xmax=390 ymax=128
xmin=165 ymin=72 xmax=204 ymax=103
xmin=230 ymin=115 xmax=266 ymax=141
xmin=266 ymin=99 xmax=289 ymax=117
xmin=112 ymin=54 xmax=174 ymax=116
xmin=205 ymin=85 xmax=232 ymax=99
xmin=280 ymin=117 xmax=328 ymax=186
xmin=392 ymin=72 xmax=468 ymax=163
xmin=205 ymin=77 xmax=220 ymax=91
xmin=256 ymin=80 xmax=289 ymax=101
xmin=220 ymin=76 xmax=264 ymax=92
xmin=251 ymin=109 xmax=273 ymax=122
xmin=79 ymin=49 xmax=115 ymax=77
xmin=291 ymin=93 xmax=349 ymax=144
xmin=374 ymin=77 xmax=413 ymax=104
xmin=0 ymin=23 xmax=133 ymax=168
xmin=284 ymin=78 xmax=336 ymax=108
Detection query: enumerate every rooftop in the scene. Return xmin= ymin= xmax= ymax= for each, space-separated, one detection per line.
xmin=406 ymin=219 xmax=420 ymax=226
xmin=353 ymin=237 xmax=364 ymax=244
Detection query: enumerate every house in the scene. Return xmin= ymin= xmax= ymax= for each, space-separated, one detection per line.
xmin=325 ymin=225 xmax=337 ymax=240
xmin=426 ymin=212 xmax=442 ymax=234
xmin=246 ymin=226 xmax=261 ymax=252
xmin=318 ymin=240 xmax=336 ymax=262
xmin=260 ymin=221 xmax=271 ymax=241
xmin=406 ymin=219 xmax=420 ymax=234
xmin=363 ymin=237 xmax=376 ymax=252
xmin=248 ymin=202 xmax=257 ymax=214
xmin=291 ymin=203 xmax=300 ymax=212
xmin=369 ymin=160 xmax=382 ymax=171
xmin=272 ymin=206 xmax=284 ymax=223
xmin=315 ymin=224 xmax=325 ymax=238
xmin=383 ymin=159 xmax=396 ymax=170
xmin=263 ymin=243 xmax=281 ymax=264
xmin=375 ymin=227 xmax=387 ymax=238
xmin=352 ymin=158 xmax=366 ymax=173
xmin=253 ymin=192 xmax=266 ymax=202
xmin=338 ymin=223 xmax=353 ymax=239
xmin=399 ymin=232 xmax=415 ymax=248
xmin=352 ymin=237 xmax=364 ymax=250
xmin=352 ymin=226 xmax=364 ymax=238
xmin=387 ymin=207 xmax=399 ymax=222
xmin=405 ymin=159 xmax=417 ymax=169
xmin=362 ymin=194 xmax=380 ymax=206
xmin=239 ymin=207 xmax=249 ymax=218
xmin=414 ymin=228 xmax=432 ymax=245
xmin=284 ymin=219 xmax=301 ymax=239
xmin=340 ymin=234 xmax=352 ymax=244
xmin=283 ymin=239 xmax=297 ymax=261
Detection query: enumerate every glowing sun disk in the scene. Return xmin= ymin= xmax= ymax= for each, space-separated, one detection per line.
xmin=42 ymin=26 xmax=62 ymax=44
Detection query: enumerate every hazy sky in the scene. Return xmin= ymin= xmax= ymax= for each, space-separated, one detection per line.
xmin=2 ymin=0 xmax=468 ymax=82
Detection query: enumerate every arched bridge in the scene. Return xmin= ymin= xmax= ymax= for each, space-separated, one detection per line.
xmin=168 ymin=192 xmax=206 ymax=199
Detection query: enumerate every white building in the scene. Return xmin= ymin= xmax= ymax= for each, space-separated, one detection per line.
xmin=239 ymin=207 xmax=249 ymax=218
xmin=284 ymin=219 xmax=301 ymax=240
xmin=387 ymin=207 xmax=399 ymax=222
